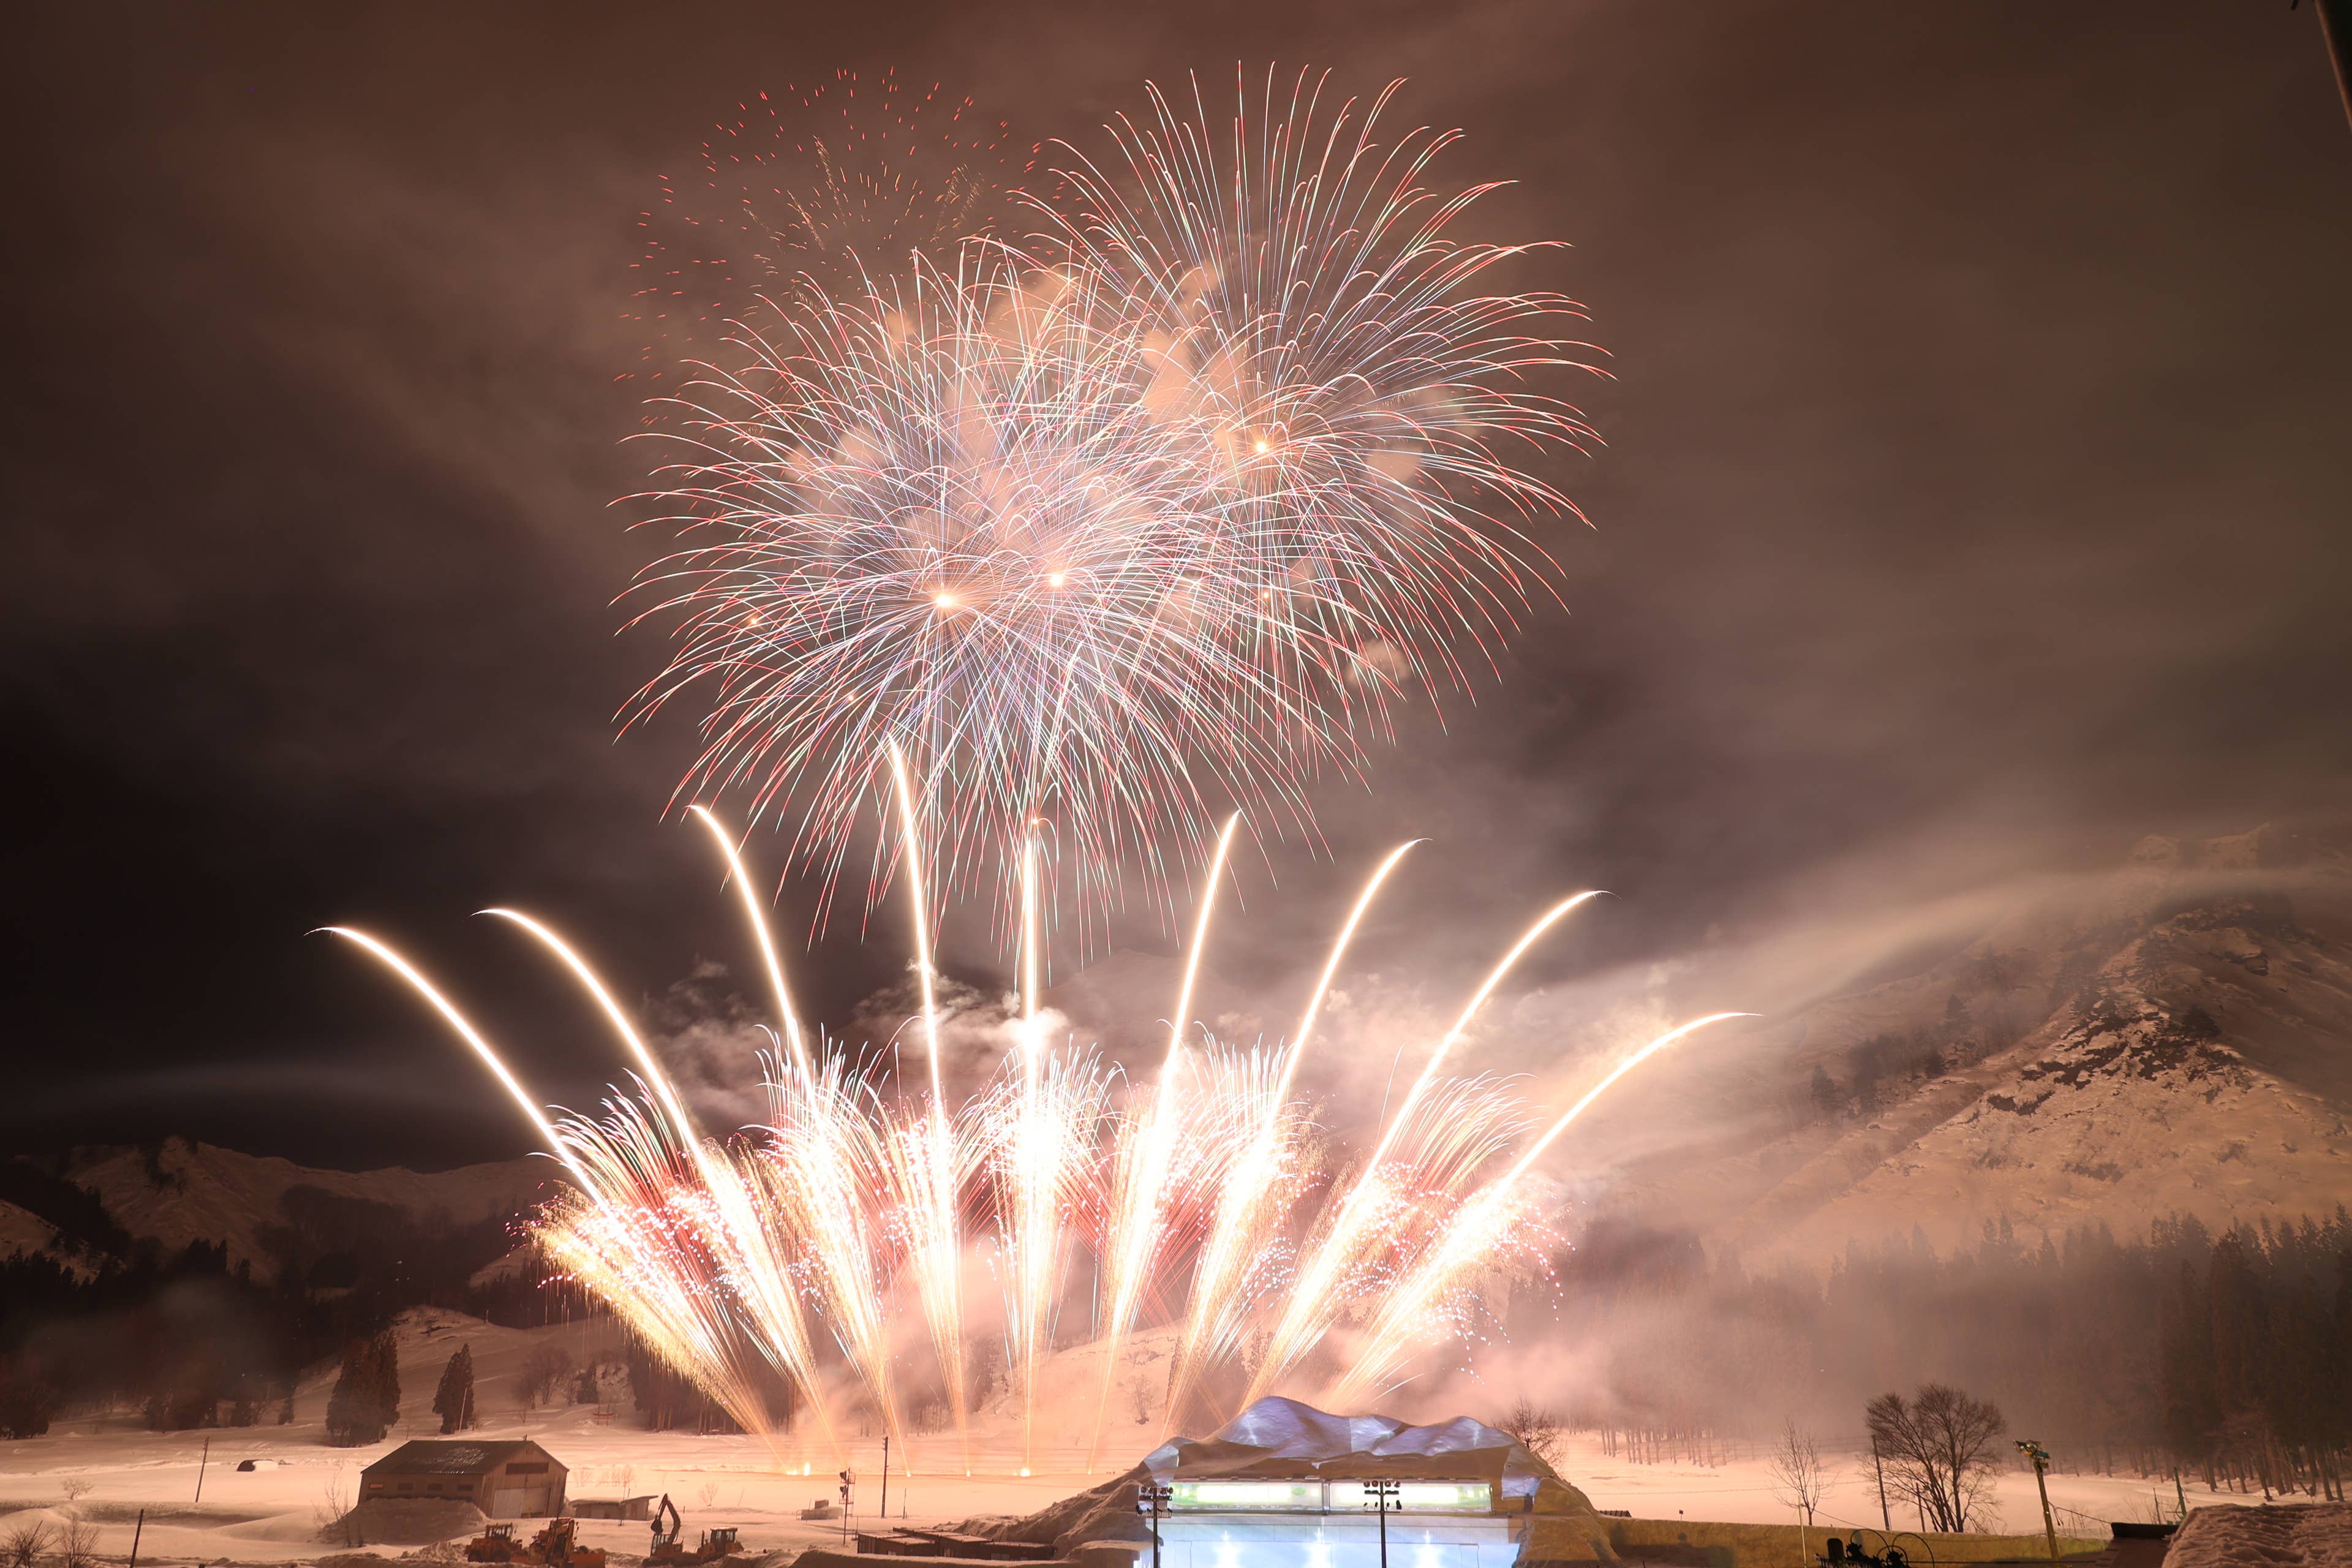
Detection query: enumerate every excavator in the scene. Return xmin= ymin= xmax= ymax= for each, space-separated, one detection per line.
xmin=647 ymin=1495 xmax=744 ymax=1567
xmin=464 ymin=1519 xmax=606 ymax=1568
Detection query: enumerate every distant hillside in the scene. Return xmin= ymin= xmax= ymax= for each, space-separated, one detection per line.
xmin=1634 ymin=825 xmax=2352 ymax=1259
xmin=4 ymin=1137 xmax=553 ymax=1277
xmin=12 ymin=827 xmax=2345 ymax=1285
xmin=0 ymin=1200 xmax=56 ymax=1258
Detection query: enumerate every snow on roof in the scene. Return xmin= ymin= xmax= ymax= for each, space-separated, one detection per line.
xmin=2165 ymin=1505 xmax=2352 ymax=1568
xmin=363 ymin=1439 xmax=562 ymax=1477
xmin=1143 ymin=1396 xmax=1555 ymax=1496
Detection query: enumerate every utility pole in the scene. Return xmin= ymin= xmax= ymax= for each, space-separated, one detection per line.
xmin=1871 ymin=1435 xmax=1890 ymax=1532
xmin=881 ymin=1438 xmax=889 ymax=1524
xmin=1136 ymin=1483 xmax=1172 ymax=1568
xmin=2016 ymin=1441 xmax=2059 ymax=1563
xmin=1366 ymin=1481 xmax=1401 ymax=1568
xmin=194 ymin=1438 xmax=210 ymax=1504
xmin=129 ymin=1510 xmax=144 ymax=1568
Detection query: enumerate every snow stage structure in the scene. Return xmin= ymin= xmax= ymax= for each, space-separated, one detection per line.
xmin=947 ymin=1398 xmax=1610 ymax=1568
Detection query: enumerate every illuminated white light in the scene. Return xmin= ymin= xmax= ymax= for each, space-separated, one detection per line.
xmin=934 ymin=592 xmax=956 ymax=608
xmin=1254 ymin=439 xmax=1271 ymax=454
xmin=1174 ymin=1482 xmax=1320 ymax=1510
xmin=1047 ymin=572 xmax=1066 ymax=586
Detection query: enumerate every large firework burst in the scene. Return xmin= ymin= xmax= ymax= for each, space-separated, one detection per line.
xmin=626 ymin=68 xmax=1602 ymax=932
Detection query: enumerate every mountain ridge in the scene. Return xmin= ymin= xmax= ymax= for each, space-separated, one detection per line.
xmin=1624 ymin=823 xmax=2352 ymax=1259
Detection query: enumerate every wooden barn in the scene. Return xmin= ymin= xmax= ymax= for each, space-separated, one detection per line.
xmin=359 ymin=1439 xmax=568 ymax=1518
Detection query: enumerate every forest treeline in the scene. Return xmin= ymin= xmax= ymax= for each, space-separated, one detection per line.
xmin=1534 ymin=1209 xmax=2351 ymax=1502
xmin=0 ymin=1163 xmax=544 ymax=1438
xmin=0 ymin=1155 xmax=803 ymax=1442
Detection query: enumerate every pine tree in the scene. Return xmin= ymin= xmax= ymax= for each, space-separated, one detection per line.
xmin=2159 ymin=1259 xmax=2219 ymax=1469
xmin=2209 ymin=1235 xmax=2266 ymax=1426
xmin=1808 ymin=1066 xmax=1842 ymax=1121
xmin=368 ymin=1330 xmax=401 ymax=1436
xmin=434 ymin=1345 xmax=476 ymax=1434
xmin=324 ymin=1339 xmax=379 ymax=1447
xmin=322 ymin=1332 xmax=402 ymax=1446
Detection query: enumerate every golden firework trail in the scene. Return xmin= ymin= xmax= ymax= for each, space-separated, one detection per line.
xmin=1240 ymin=889 xmax=1606 ymax=1403
xmin=689 ymin=802 xmax=815 ymax=1085
xmin=886 ymin=739 xmax=971 ymax=1461
xmin=1326 ymin=1012 xmax=1755 ymax=1405
xmin=1086 ymin=810 xmax=1240 ymax=1466
xmin=1158 ymin=834 xmax=1422 ymax=1430
xmin=328 ymin=806 xmax=1732 ymax=1471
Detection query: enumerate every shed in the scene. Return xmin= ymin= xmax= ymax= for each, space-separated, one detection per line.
xmin=573 ymin=1496 xmax=660 ymax=1521
xmin=360 ymin=1439 xmax=568 ymax=1518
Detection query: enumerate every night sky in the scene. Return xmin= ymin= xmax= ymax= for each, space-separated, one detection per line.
xmin=4 ymin=3 xmax=2348 ymax=1170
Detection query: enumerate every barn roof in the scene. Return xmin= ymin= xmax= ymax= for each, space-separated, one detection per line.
xmin=362 ymin=1440 xmax=562 ymax=1477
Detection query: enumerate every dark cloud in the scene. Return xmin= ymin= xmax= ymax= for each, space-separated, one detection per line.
xmin=2 ymin=2 xmax=2346 ymax=1167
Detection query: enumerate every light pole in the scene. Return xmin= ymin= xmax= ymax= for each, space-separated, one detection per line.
xmin=2016 ymin=1441 xmax=2059 ymax=1563
xmin=1365 ymin=1481 xmax=1401 ymax=1568
xmin=1136 ymin=1483 xmax=1172 ymax=1568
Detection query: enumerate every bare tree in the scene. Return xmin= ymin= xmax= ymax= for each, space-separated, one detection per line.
xmin=56 ymin=1520 xmax=100 ymax=1568
xmin=1867 ymin=1384 xmax=2006 ymax=1533
xmin=313 ymin=1465 xmax=360 ymax=1547
xmin=1 ymin=1518 xmax=52 ymax=1568
xmin=58 ymin=1477 xmax=93 ymax=1507
xmin=518 ymin=1346 xmax=574 ymax=1408
xmin=1766 ymin=1419 xmax=1834 ymax=1559
xmin=1498 ymin=1398 xmax=1567 ymax=1470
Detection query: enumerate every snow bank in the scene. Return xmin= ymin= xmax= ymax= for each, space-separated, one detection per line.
xmin=2167 ymin=1504 xmax=2352 ymax=1568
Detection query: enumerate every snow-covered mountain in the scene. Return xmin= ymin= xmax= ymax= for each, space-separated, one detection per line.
xmin=1643 ymin=825 xmax=2352 ymax=1259
xmin=10 ymin=827 xmax=2345 ymax=1284
xmin=6 ymin=1137 xmax=552 ymax=1276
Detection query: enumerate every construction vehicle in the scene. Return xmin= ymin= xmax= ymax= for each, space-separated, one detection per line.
xmin=649 ymin=1496 xmax=685 ymax=1560
xmin=646 ymin=1495 xmax=744 ymax=1567
xmin=528 ymin=1517 xmax=607 ymax=1568
xmin=650 ymin=1525 xmax=742 ymax=1566
xmin=466 ymin=1518 xmax=608 ymax=1568
xmin=467 ymin=1526 xmax=527 ymax=1565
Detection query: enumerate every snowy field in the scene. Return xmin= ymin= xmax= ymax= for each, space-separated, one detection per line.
xmin=0 ymin=1310 xmax=2269 ymax=1567
xmin=1549 ymin=1430 xmax=2243 ymax=1540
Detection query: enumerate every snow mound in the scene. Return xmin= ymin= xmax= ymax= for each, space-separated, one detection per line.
xmin=2167 ymin=1505 xmax=2352 ymax=1568
xmin=223 ymin=1510 xmax=336 ymax=1544
xmin=340 ymin=1497 xmax=486 ymax=1545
